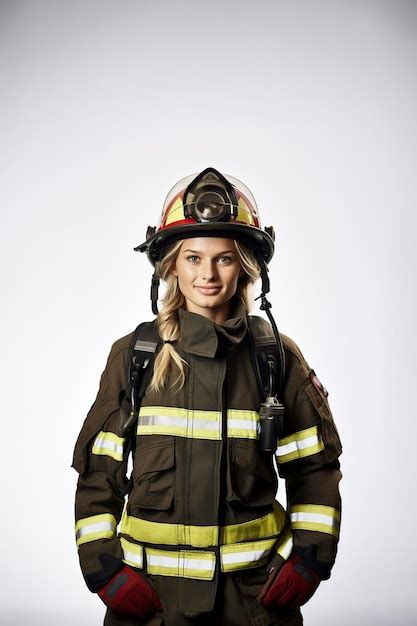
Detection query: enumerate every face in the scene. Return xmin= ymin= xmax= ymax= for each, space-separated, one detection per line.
xmin=172 ymin=237 xmax=244 ymax=321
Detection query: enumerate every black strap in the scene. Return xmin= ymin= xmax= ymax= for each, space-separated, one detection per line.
xmin=247 ymin=317 xmax=284 ymax=401
xmin=120 ymin=320 xmax=160 ymax=437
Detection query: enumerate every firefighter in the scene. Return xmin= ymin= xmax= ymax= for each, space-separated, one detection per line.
xmin=72 ymin=167 xmax=342 ymax=626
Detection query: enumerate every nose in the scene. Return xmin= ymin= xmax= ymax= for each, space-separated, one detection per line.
xmin=201 ymin=259 xmax=218 ymax=281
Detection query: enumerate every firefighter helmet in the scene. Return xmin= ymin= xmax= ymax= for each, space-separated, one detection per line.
xmin=134 ymin=167 xmax=275 ymax=265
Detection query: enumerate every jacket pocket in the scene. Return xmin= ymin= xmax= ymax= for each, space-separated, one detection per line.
xmin=131 ymin=438 xmax=175 ymax=510
xmin=304 ymin=381 xmax=343 ymax=463
xmin=234 ymin=566 xmax=302 ymax=626
xmin=229 ymin=440 xmax=278 ymax=507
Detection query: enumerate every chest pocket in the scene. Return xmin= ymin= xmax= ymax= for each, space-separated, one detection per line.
xmin=229 ymin=440 xmax=278 ymax=507
xmin=131 ymin=438 xmax=175 ymax=511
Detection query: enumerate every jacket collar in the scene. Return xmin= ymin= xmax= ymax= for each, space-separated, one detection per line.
xmin=178 ymin=296 xmax=248 ymax=358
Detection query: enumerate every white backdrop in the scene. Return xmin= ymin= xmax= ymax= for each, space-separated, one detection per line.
xmin=1 ymin=1 xmax=416 ymax=625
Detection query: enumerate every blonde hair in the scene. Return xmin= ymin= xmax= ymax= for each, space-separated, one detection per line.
xmin=148 ymin=239 xmax=261 ymax=394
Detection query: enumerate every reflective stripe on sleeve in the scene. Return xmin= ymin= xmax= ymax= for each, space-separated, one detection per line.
xmin=121 ymin=501 xmax=287 ymax=548
xmin=274 ymin=528 xmax=293 ymax=560
xmin=290 ymin=504 xmax=341 ymax=538
xmin=121 ymin=537 xmax=143 ymax=568
xmin=146 ymin=548 xmax=215 ymax=580
xmin=276 ymin=426 xmax=324 ymax=463
xmin=220 ymin=538 xmax=276 ymax=572
xmin=92 ymin=431 xmax=125 ymax=462
xmin=75 ymin=513 xmax=117 ymax=547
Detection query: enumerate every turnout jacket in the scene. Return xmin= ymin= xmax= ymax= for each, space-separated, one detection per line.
xmin=72 ymin=296 xmax=342 ymax=615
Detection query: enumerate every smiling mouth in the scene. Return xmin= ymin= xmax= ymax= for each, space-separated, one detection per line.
xmin=195 ymin=286 xmax=222 ymax=292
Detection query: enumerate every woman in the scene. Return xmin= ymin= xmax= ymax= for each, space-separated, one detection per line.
xmin=72 ymin=167 xmax=342 ymax=626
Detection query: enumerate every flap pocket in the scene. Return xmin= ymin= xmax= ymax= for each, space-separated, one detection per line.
xmin=131 ymin=439 xmax=175 ymax=511
xmin=134 ymin=440 xmax=175 ymax=478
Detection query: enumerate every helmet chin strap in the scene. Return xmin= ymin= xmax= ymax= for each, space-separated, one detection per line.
xmin=150 ymin=262 xmax=160 ymax=315
xmin=255 ymin=255 xmax=286 ymax=399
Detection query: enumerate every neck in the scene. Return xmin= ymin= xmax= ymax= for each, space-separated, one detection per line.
xmin=185 ymin=300 xmax=233 ymax=325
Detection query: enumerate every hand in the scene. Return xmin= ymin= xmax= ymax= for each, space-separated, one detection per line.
xmin=258 ymin=554 xmax=321 ymax=609
xmin=98 ymin=565 xmax=163 ymax=618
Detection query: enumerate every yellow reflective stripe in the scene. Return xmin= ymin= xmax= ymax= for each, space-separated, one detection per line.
xmin=75 ymin=514 xmax=116 ymax=547
xmin=121 ymin=511 xmax=218 ymax=547
xmin=221 ymin=501 xmax=287 ymax=544
xmin=137 ymin=406 xmax=261 ymax=440
xmin=121 ymin=501 xmax=287 ymax=548
xmin=137 ymin=406 xmax=221 ymax=440
xmin=146 ymin=548 xmax=215 ymax=580
xmin=92 ymin=431 xmax=125 ymax=462
xmin=121 ymin=537 xmax=143 ymax=568
xmin=220 ymin=538 xmax=276 ymax=572
xmin=227 ymin=409 xmax=259 ymax=439
xmin=290 ymin=504 xmax=341 ymax=538
xmin=276 ymin=425 xmax=324 ymax=463
xmin=274 ymin=528 xmax=293 ymax=560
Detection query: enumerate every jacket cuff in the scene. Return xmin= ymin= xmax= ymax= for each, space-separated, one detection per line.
xmin=84 ymin=553 xmax=125 ymax=592
xmin=293 ymin=544 xmax=333 ymax=580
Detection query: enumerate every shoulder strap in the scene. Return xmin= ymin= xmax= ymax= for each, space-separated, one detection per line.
xmin=247 ymin=316 xmax=284 ymax=401
xmin=120 ymin=320 xmax=160 ymax=436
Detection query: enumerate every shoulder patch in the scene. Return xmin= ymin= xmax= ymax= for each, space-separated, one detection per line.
xmin=309 ymin=369 xmax=329 ymax=398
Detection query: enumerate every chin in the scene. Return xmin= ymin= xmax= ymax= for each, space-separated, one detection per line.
xmin=193 ymin=294 xmax=226 ymax=307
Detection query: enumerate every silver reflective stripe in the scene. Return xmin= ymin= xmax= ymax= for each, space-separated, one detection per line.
xmin=275 ymin=531 xmax=293 ymax=560
xmin=137 ymin=406 xmax=262 ymax=440
xmin=227 ymin=410 xmax=259 ymax=439
xmin=75 ymin=514 xmax=117 ymax=547
xmin=221 ymin=548 xmax=269 ymax=565
xmin=145 ymin=548 xmax=216 ymax=580
xmin=276 ymin=425 xmax=324 ymax=463
xmin=290 ymin=504 xmax=340 ymax=538
xmin=220 ymin=538 xmax=276 ymax=572
xmin=137 ymin=406 xmax=221 ymax=440
xmin=139 ymin=415 xmax=220 ymax=431
xmin=227 ymin=418 xmax=258 ymax=431
xmin=148 ymin=554 xmax=213 ymax=571
xmin=277 ymin=434 xmax=318 ymax=454
xmin=76 ymin=521 xmax=114 ymax=541
xmin=134 ymin=339 xmax=158 ymax=352
xmin=121 ymin=538 xmax=143 ymax=568
xmin=291 ymin=512 xmax=336 ymax=525
xmin=93 ymin=432 xmax=124 ymax=461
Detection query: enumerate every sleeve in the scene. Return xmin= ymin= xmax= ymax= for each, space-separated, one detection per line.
xmin=71 ymin=337 xmax=132 ymax=592
xmin=276 ymin=334 xmax=343 ymax=580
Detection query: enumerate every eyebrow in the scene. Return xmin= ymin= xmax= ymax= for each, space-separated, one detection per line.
xmin=182 ymin=249 xmax=236 ymax=255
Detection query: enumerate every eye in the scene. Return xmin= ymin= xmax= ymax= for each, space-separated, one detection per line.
xmin=218 ymin=256 xmax=233 ymax=264
xmin=186 ymin=255 xmax=199 ymax=263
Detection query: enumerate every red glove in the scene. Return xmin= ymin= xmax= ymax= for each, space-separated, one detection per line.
xmin=98 ymin=565 xmax=163 ymax=618
xmin=258 ymin=554 xmax=321 ymax=609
